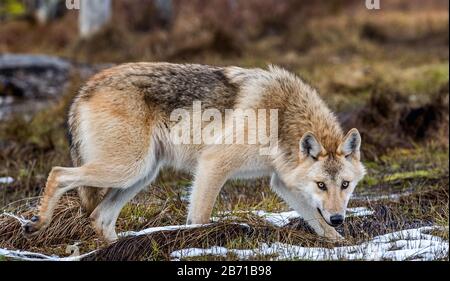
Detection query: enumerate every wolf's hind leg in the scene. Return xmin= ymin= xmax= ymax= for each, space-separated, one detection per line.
xmin=90 ymin=164 xmax=161 ymax=243
xmin=78 ymin=186 xmax=106 ymax=215
xmin=22 ymin=163 xmax=142 ymax=237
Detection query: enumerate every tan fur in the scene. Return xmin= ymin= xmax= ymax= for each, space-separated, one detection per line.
xmin=23 ymin=63 xmax=366 ymax=242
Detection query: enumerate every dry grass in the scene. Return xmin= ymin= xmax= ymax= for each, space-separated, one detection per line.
xmin=0 ymin=195 xmax=98 ymax=256
xmin=0 ymin=178 xmax=446 ymax=260
xmin=0 ymin=142 xmax=448 ymax=260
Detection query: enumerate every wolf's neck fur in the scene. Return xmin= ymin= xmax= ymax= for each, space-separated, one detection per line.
xmin=258 ymin=66 xmax=344 ymax=164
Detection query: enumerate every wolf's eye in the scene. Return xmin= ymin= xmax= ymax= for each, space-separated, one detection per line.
xmin=316 ymin=182 xmax=327 ymax=191
xmin=341 ymin=181 xmax=350 ymax=189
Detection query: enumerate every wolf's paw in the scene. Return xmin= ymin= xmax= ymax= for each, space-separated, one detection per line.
xmin=22 ymin=216 xmax=46 ymax=238
xmin=330 ymin=233 xmax=345 ymax=242
xmin=90 ymin=216 xmax=118 ymax=244
xmin=186 ymin=214 xmax=210 ymax=225
xmin=323 ymin=228 xmax=345 ymax=241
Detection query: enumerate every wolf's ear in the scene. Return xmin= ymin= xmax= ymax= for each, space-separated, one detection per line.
xmin=339 ymin=128 xmax=361 ymax=160
xmin=299 ymin=132 xmax=323 ymax=160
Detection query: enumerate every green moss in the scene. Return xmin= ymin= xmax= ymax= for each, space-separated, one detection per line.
xmin=120 ymin=203 xmax=158 ymax=219
xmin=380 ymin=63 xmax=449 ymax=96
xmin=175 ymin=179 xmax=192 ymax=187
xmin=360 ymin=176 xmax=378 ymax=186
xmin=405 ymin=63 xmax=449 ymax=94
xmin=379 ymin=147 xmax=448 ymax=173
xmin=384 ymin=169 xmax=440 ymax=182
xmin=0 ymin=0 xmax=26 ymax=17
xmin=225 ymin=236 xmax=259 ymax=250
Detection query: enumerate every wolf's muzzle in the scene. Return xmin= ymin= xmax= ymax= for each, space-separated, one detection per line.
xmin=329 ymin=214 xmax=344 ymax=226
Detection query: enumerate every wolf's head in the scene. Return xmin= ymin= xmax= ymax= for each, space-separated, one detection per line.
xmin=280 ymin=128 xmax=366 ymax=227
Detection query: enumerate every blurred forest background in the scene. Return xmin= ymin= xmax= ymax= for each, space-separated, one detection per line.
xmin=0 ymin=0 xmax=448 ymax=260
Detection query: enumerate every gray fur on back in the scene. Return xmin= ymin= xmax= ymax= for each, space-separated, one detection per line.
xmin=129 ymin=63 xmax=240 ymax=112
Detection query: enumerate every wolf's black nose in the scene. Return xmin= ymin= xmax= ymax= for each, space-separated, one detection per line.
xmin=330 ymin=215 xmax=344 ymax=226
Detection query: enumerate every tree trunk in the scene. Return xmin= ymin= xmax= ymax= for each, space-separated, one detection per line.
xmin=79 ymin=0 xmax=112 ymax=38
xmin=33 ymin=0 xmax=63 ymax=24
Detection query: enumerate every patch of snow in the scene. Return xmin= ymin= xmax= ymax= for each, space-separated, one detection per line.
xmin=119 ymin=222 xmax=250 ymax=237
xmin=1 ymin=212 xmax=29 ymax=225
xmin=352 ymin=192 xmax=412 ymax=202
xmin=0 ymin=223 xmax=212 ymax=261
xmin=0 ymin=177 xmax=14 ymax=185
xmin=0 ymin=247 xmax=95 ymax=261
xmin=118 ymin=223 xmax=212 ymax=237
xmin=213 ymin=207 xmax=374 ymax=227
xmin=0 ymin=208 xmax=246 ymax=261
xmin=346 ymin=207 xmax=375 ymax=217
xmin=171 ymin=226 xmax=449 ymax=261
xmin=2 ymin=208 xmax=445 ymax=261
xmin=213 ymin=210 xmax=299 ymax=226
xmin=0 ymin=224 xmax=211 ymax=261
xmin=0 ymin=221 xmax=251 ymax=261
xmin=251 ymin=210 xmax=299 ymax=227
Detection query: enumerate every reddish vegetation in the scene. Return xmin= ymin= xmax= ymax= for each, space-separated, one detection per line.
xmin=341 ymin=83 xmax=449 ymax=160
xmin=1 ymin=1 xmax=448 ymax=62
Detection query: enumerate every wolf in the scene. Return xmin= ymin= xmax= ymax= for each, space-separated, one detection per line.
xmin=22 ymin=63 xmax=366 ymax=242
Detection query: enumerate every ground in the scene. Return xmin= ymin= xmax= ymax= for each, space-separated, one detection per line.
xmin=0 ymin=1 xmax=448 ymax=260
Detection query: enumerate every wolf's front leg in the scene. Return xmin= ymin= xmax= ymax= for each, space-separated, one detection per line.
xmin=187 ymin=155 xmax=230 ymax=225
xmin=270 ymin=173 xmax=343 ymax=241
xmin=298 ymin=203 xmax=343 ymax=240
